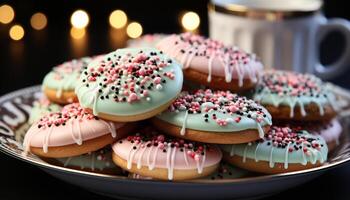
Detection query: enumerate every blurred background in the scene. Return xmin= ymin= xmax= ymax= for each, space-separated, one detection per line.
xmin=0 ymin=0 xmax=349 ymax=94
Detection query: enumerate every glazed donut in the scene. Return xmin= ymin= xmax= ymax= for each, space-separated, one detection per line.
xmin=127 ymin=34 xmax=168 ymax=48
xmin=152 ymin=89 xmax=272 ymax=144
xmin=254 ymin=70 xmax=338 ymax=121
xmin=29 ymin=97 xmax=61 ymax=124
xmin=47 ymin=147 xmax=121 ymax=175
xmin=157 ymin=33 xmax=264 ymax=92
xmin=75 ymin=48 xmax=183 ymax=122
xmin=43 ymin=56 xmax=102 ymax=104
xmin=112 ymin=127 xmax=222 ymax=180
xmin=221 ymin=126 xmax=328 ymax=174
xmin=23 ymin=103 xmax=135 ymax=158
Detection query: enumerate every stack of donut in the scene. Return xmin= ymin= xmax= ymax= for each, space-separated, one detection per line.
xmin=24 ymin=32 xmax=341 ymax=180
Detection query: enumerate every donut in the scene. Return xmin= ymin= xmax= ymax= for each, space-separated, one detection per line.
xmin=47 ymin=147 xmax=121 ymax=174
xmin=156 ymin=33 xmax=263 ymax=92
xmin=127 ymin=34 xmax=168 ymax=48
xmin=254 ymin=70 xmax=338 ymax=121
xmin=128 ymin=162 xmax=250 ymax=180
xmin=23 ymin=103 xmax=135 ymax=158
xmin=151 ymin=89 xmax=272 ymax=144
xmin=29 ymin=97 xmax=62 ymax=124
xmin=221 ymin=126 xmax=328 ymax=174
xmin=310 ymin=119 xmax=342 ymax=151
xmin=205 ymin=161 xmax=250 ymax=180
xmin=75 ymin=48 xmax=183 ymax=122
xmin=274 ymin=118 xmax=342 ymax=151
xmin=43 ymin=56 xmax=102 ymax=104
xmin=112 ymin=127 xmax=222 ymax=180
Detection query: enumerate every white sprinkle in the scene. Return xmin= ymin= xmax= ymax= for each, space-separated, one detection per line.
xmin=226 ymin=118 xmax=234 ymax=123
xmin=156 ymin=84 xmax=163 ymax=90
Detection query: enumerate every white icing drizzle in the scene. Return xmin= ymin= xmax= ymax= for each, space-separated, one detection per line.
xmin=122 ymin=140 xmax=210 ymax=180
xmin=183 ymin=147 xmax=189 ymax=166
xmin=43 ymin=126 xmax=54 ymax=153
xmin=180 ymin=110 xmax=189 ymax=136
xmin=24 ymin=118 xmax=117 ymax=155
xmin=169 ymin=146 xmax=177 ymax=179
xmin=127 ymin=143 xmax=141 ymax=169
xmin=196 ymin=147 xmax=206 ymax=174
xmin=137 ymin=142 xmax=150 ymax=169
xmin=160 ymin=34 xmax=262 ymax=87
xmin=207 ymin=55 xmax=215 ymax=82
xmin=69 ymin=120 xmax=82 ymax=145
xmin=284 ymin=143 xmax=291 ymax=169
xmin=242 ymin=145 xmax=249 ymax=163
xmin=256 ymin=122 xmax=265 ymax=139
xmin=254 ymin=143 xmax=260 ymax=162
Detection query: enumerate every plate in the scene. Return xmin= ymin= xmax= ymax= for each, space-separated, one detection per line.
xmin=1 ymin=85 xmax=350 ymax=200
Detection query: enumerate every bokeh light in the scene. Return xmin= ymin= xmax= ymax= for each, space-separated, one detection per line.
xmin=0 ymin=4 xmax=15 ymax=24
xmin=9 ymin=25 xmax=25 ymax=41
xmin=70 ymin=27 xmax=86 ymax=39
xmin=126 ymin=22 xmax=142 ymax=39
xmin=181 ymin=11 xmax=200 ymax=31
xmin=70 ymin=10 xmax=89 ymax=29
xmin=30 ymin=12 xmax=47 ymax=30
xmin=109 ymin=10 xmax=127 ymax=29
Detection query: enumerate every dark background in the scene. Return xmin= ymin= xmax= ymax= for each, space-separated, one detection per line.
xmin=1 ymin=0 xmax=350 ymax=199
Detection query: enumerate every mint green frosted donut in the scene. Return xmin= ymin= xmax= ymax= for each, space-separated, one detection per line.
xmin=253 ymin=70 xmax=338 ymax=118
xmin=75 ymin=48 xmax=183 ymax=119
xmin=29 ymin=98 xmax=62 ymax=124
xmin=220 ymin=126 xmax=328 ymax=169
xmin=156 ymin=89 xmax=272 ymax=138
xmin=43 ymin=57 xmax=95 ymax=97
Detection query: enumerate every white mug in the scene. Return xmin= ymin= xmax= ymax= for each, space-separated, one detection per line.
xmin=208 ymin=0 xmax=350 ymax=80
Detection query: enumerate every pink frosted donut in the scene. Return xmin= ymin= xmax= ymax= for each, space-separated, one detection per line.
xmin=112 ymin=127 xmax=222 ymax=180
xmin=23 ymin=103 xmax=134 ymax=158
xmin=157 ymin=33 xmax=264 ymax=91
xmin=308 ymin=119 xmax=342 ymax=151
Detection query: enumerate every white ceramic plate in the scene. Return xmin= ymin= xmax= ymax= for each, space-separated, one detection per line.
xmin=1 ymin=85 xmax=350 ymax=200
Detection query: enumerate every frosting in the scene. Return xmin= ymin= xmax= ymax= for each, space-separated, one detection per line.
xmin=75 ymin=48 xmax=183 ymax=116
xmin=156 ymin=89 xmax=272 ymax=137
xmin=28 ymin=97 xmax=62 ymax=124
xmin=23 ymin=103 xmax=124 ymax=154
xmin=310 ymin=119 xmax=342 ymax=144
xmin=254 ymin=70 xmax=338 ymax=117
xmin=278 ymin=119 xmax=343 ymax=144
xmin=221 ymin=126 xmax=328 ymax=169
xmin=43 ymin=56 xmax=102 ymax=98
xmin=112 ymin=128 xmax=222 ymax=180
xmin=127 ymin=34 xmax=168 ymax=48
xmin=55 ymin=148 xmax=115 ymax=171
xmin=157 ymin=33 xmax=263 ymax=86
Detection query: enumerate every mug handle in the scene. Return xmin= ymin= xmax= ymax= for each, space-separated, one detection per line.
xmin=315 ymin=18 xmax=350 ymax=80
